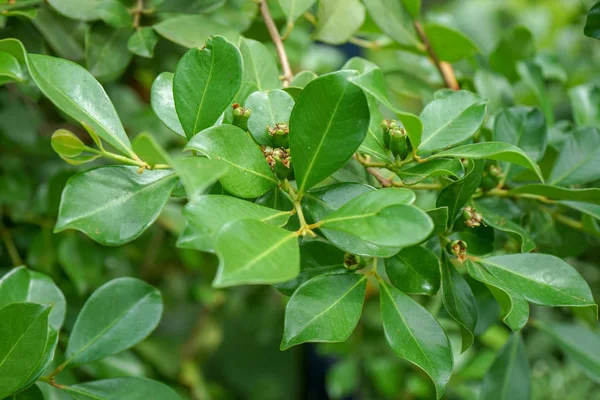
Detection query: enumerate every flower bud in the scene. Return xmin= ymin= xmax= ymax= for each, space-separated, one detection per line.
xmin=448 ymin=240 xmax=468 ymax=263
xmin=232 ymin=103 xmax=251 ymax=131
xmin=386 ymin=127 xmax=410 ymax=160
xmin=462 ymin=206 xmax=483 ymax=228
xmin=343 ymin=253 xmax=367 ymax=270
xmin=269 ymin=122 xmax=290 ymax=148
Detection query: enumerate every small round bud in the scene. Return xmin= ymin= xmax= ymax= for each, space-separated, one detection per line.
xmin=242 ymin=108 xmax=251 ymax=118
xmin=448 ymin=240 xmax=468 ymax=263
xmin=343 ymin=253 xmax=367 ymax=270
xmin=232 ymin=106 xmax=242 ymax=117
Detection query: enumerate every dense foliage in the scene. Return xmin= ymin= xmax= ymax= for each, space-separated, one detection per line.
xmin=1 ymin=0 xmax=600 ymax=399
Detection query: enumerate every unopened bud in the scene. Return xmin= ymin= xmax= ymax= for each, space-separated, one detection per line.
xmin=232 ymin=103 xmax=251 ymax=131
xmin=343 ymin=253 xmax=367 ymax=270
xmin=448 ymin=240 xmax=468 ymax=263
xmin=269 ymin=122 xmax=290 ymax=148
xmin=462 ymin=206 xmax=483 ymax=228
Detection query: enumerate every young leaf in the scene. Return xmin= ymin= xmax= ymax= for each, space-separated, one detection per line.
xmin=185 ymin=125 xmax=277 ymax=198
xmin=150 ymin=72 xmax=186 ymax=138
xmin=290 ymin=71 xmax=370 ymax=195
xmin=417 ymin=90 xmax=487 ymax=155
xmin=63 ymin=377 xmax=180 ymax=400
xmin=362 ymin=0 xmax=420 ymax=48
xmin=0 ymin=51 xmax=23 ymax=84
xmin=128 ymin=27 xmax=159 ymax=58
xmin=171 ymin=157 xmax=228 ymax=200
xmin=85 ymin=24 xmax=132 ymax=80
xmin=277 ymin=0 xmax=317 ymax=36
xmin=509 ymin=184 xmax=600 ymax=204
xmin=28 ymin=54 xmax=135 ymax=158
xmin=213 ymin=219 xmax=300 ymax=287
xmin=0 ymin=303 xmax=51 ymax=399
xmin=173 ymin=36 xmax=242 ymax=138
xmin=65 ymin=278 xmax=163 ymax=367
xmin=428 ymin=142 xmax=543 ymax=182
xmin=482 ymin=333 xmax=530 ymax=400
xmin=379 ymin=281 xmax=453 ymax=399
xmin=245 ymin=90 xmax=295 ymax=146
xmin=0 ymin=266 xmax=66 ymax=330
xmin=549 ymin=127 xmax=600 ymax=186
xmin=281 ymin=274 xmax=367 ymax=349
xmin=385 ymin=245 xmax=441 ymax=295
xmin=422 ymin=23 xmax=479 ymax=62
xmin=153 ymin=15 xmax=240 ymax=48
xmin=440 ymin=252 xmax=477 ymax=352
xmin=239 ymin=38 xmax=280 ymax=91
xmin=436 ymin=160 xmax=484 ymax=225
xmin=475 ymin=201 xmax=536 ymax=252
xmin=585 ymin=2 xmax=600 ymax=39
xmin=313 ymin=0 xmax=365 ymax=44
xmin=55 ymin=167 xmax=178 ymax=246
xmin=489 ymin=26 xmax=535 ymax=82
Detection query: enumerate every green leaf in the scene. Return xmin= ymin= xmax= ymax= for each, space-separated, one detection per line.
xmin=396 ymin=158 xmax=463 ymax=185
xmin=31 ymin=7 xmax=85 ymax=61
xmin=569 ymin=84 xmax=600 ymax=128
xmin=173 ymin=36 xmax=242 ymax=139
xmin=0 ymin=303 xmax=51 ymax=399
xmin=473 ymin=69 xmax=514 ymax=115
xmin=128 ymin=27 xmax=158 ymax=59
xmin=422 ymin=23 xmax=478 ymax=62
xmin=440 ymin=252 xmax=477 ymax=352
xmin=363 ymin=0 xmax=419 ymax=48
xmin=320 ymin=188 xmax=432 ymax=248
xmin=63 ymin=377 xmax=180 ymax=400
xmin=183 ymin=194 xmax=291 ymax=252
xmin=428 ymin=142 xmax=543 ymax=182
xmin=436 ymin=160 xmax=483 ymax=225
xmin=427 ymin=207 xmax=449 ymax=237
xmin=65 ymin=278 xmax=163 ymax=367
xmin=9 ymin=384 xmax=45 ymax=400
xmin=417 ymin=90 xmax=487 ymax=155
xmin=0 ymin=266 xmax=66 ymax=330
xmin=549 ymin=127 xmax=600 ymax=186
xmin=153 ymin=15 xmax=240 ymax=48
xmin=489 ymin=26 xmax=535 ymax=82
xmin=85 ymin=24 xmax=132 ymax=80
xmin=57 ymin=234 xmax=103 ymax=295
xmin=291 ymin=71 xmax=317 ymax=88
xmin=19 ymin=328 xmax=58 ymax=390
xmin=585 ymin=2 xmax=600 ymax=39
xmin=55 ymin=166 xmax=178 ymax=246
xmin=536 ymin=321 xmax=600 ymax=383
xmin=561 ymin=201 xmax=600 ymax=221
xmin=28 ymin=54 xmax=134 ymax=157
xmin=290 ymin=71 xmax=369 ymax=195
xmin=402 ymin=0 xmax=420 ymax=17
xmin=95 ymin=0 xmax=132 ymax=28
xmin=171 ymin=157 xmax=228 ymax=200
xmin=277 ymin=0 xmax=316 ymax=35
xmin=494 ymin=106 xmax=547 ymax=168
xmin=385 ymin=245 xmax=440 ymax=295
xmin=313 ymin=0 xmax=365 ymax=44
xmin=0 ymin=51 xmax=23 ymax=84
xmin=245 ymin=90 xmax=295 ymax=146
xmin=185 ymin=125 xmax=277 ymax=198
xmin=482 ymin=333 xmax=530 ymax=400
xmin=509 ymin=184 xmax=600 ymax=204
xmin=516 ymin=61 xmax=553 ymax=125
xmin=213 ymin=219 xmax=300 ymax=287
xmin=239 ymin=38 xmax=280 ymax=91
xmin=326 ymin=358 xmax=359 ymax=399
xmin=47 ymin=0 xmax=100 ymax=21
xmin=379 ymin=281 xmax=453 ymax=399
xmin=281 ymin=273 xmax=367 ymax=349
xmin=150 ymin=72 xmax=185 ymax=138
xmin=475 ymin=201 xmax=536 ymax=252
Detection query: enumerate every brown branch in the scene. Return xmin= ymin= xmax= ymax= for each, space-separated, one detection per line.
xmin=413 ymin=21 xmax=459 ymax=90
xmin=132 ymin=0 xmax=143 ymax=28
xmin=259 ymin=0 xmax=293 ymax=87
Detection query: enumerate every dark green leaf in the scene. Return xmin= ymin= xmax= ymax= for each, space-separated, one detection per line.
xmin=363 ymin=0 xmax=420 ymax=48
xmin=385 ymin=245 xmax=440 ymax=295
xmin=9 ymin=384 xmax=45 ymax=400
xmin=516 ymin=61 xmax=553 ymax=125
xmin=585 ymin=2 xmax=600 ymax=39
xmin=245 ymin=90 xmax=295 ymax=146
xmin=128 ymin=27 xmax=158 ymax=59
xmin=150 ymin=72 xmax=185 ymax=138
xmin=509 ymin=184 xmax=600 ymax=204
xmin=153 ymin=15 xmax=240 ymax=48
xmin=171 ymin=157 xmax=228 ymax=200
xmin=475 ymin=201 xmax=536 ymax=252
xmin=436 ymin=160 xmax=483 ymax=225
xmin=494 ymin=106 xmax=547 ymax=167
xmin=396 ymin=158 xmax=463 ymax=185
xmin=31 ymin=7 xmax=85 ymax=61
xmin=85 ymin=24 xmax=132 ymax=80
xmin=489 ymin=26 xmax=535 ymax=82
xmin=482 ymin=333 xmax=530 ymax=400
xmin=64 ymin=377 xmax=180 ymax=400
xmin=95 ymin=0 xmax=132 ymax=28
xmin=549 ymin=127 xmax=600 ymax=186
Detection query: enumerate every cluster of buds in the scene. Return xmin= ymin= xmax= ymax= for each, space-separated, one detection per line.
xmin=481 ymin=164 xmax=504 ymax=190
xmin=343 ymin=253 xmax=367 ymax=270
xmin=463 ymin=205 xmax=483 ymax=228
xmin=268 ymin=122 xmax=289 ymax=148
xmin=380 ymin=119 xmax=410 ymax=160
xmin=262 ymin=146 xmax=292 ymax=179
xmin=232 ymin=103 xmax=251 ymax=131
xmin=449 ymin=240 xmax=468 ymax=263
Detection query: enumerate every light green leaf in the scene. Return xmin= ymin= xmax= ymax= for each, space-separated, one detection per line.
xmin=290 ymin=71 xmax=369 ymax=195
xmin=85 ymin=24 xmax=132 ymax=81
xmin=396 ymin=158 xmax=463 ymax=185
xmin=440 ymin=252 xmax=477 ymax=352
xmin=380 ymin=281 xmax=453 ymax=399
xmin=569 ymin=84 xmax=600 ymax=128
xmin=385 ymin=245 xmax=440 ymax=295
xmin=0 ymin=303 xmax=51 ymax=399
xmin=313 ymin=0 xmax=365 ymax=44
xmin=473 ymin=69 xmax=514 ymax=115
xmin=291 ymin=71 xmax=317 ymax=88
xmin=494 ymin=106 xmax=547 ymax=165
xmin=18 ymin=328 xmax=58 ymax=391
xmin=0 ymin=52 xmax=23 ymax=85
xmin=475 ymin=201 xmax=536 ymax=252
xmin=185 ymin=125 xmax=277 ymax=198
xmin=128 ymin=27 xmax=158 ymax=59
xmin=436 ymin=160 xmax=483 ymax=225
xmin=173 ymin=36 xmax=242 ymax=138
xmin=153 ymin=15 xmax=239 ymax=48
xmin=363 ymin=0 xmax=420 ymax=48
xmin=516 ymin=61 xmax=553 ymax=125
xmin=213 ymin=219 xmax=300 ymax=287
xmin=482 ymin=333 xmax=530 ymax=400
xmin=150 ymin=72 xmax=185 ymax=138
xmin=509 ymin=184 xmax=600 ymax=205
xmin=549 ymin=127 xmax=600 ymax=186
xmin=326 ymin=358 xmax=359 ymax=399
xmin=281 ymin=274 xmax=367 ymax=349
xmin=171 ymin=157 xmax=228 ymax=200
xmin=428 ymin=142 xmax=543 ymax=182
xmin=0 ymin=266 xmax=66 ymax=330
xmin=402 ymin=0 xmax=420 ymax=17
xmin=28 ymin=54 xmax=134 ymax=157
xmin=238 ymin=38 xmax=280 ymax=91
xmin=65 ymin=278 xmax=163 ymax=367
xmin=55 ymin=166 xmax=178 ymax=246
xmin=47 ymin=0 xmax=100 ymax=20
xmin=277 ymin=0 xmax=316 ymax=35
xmin=95 ymin=0 xmax=132 ymax=28
xmin=245 ymin=90 xmax=295 ymax=146
xmin=489 ymin=26 xmax=535 ymax=82
xmin=423 ymin=23 xmax=479 ymax=62
xmin=64 ymin=377 xmax=180 ymax=400
xmin=417 ymin=90 xmax=487 ymax=155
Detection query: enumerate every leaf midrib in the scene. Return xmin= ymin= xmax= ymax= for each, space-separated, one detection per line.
xmin=418 ymin=101 xmax=484 ymax=150
xmin=192 ymin=45 xmax=216 ymax=136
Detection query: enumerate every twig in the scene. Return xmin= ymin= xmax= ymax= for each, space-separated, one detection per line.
xmin=132 ymin=0 xmax=143 ymax=28
xmin=413 ymin=21 xmax=459 ymax=90
xmin=260 ymin=0 xmax=293 ymax=87
xmin=349 ymin=36 xmax=381 ymax=50
xmin=0 ymin=224 xmax=22 ymax=266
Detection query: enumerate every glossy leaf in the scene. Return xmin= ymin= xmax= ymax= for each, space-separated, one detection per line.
xmin=239 ymin=38 xmax=280 ymax=91
xmin=150 ymin=72 xmax=185 ymax=137
xmin=0 ymin=266 xmax=66 ymax=330
xmin=385 ymin=245 xmax=440 ymax=295
xmin=55 ymin=166 xmax=177 ymax=246
xmin=475 ymin=201 xmax=536 ymax=252
xmin=290 ymin=71 xmax=369 ymax=195
xmin=278 ymin=0 xmax=316 ymax=35
xmin=396 ymin=158 xmax=463 ymax=185
xmin=65 ymin=278 xmax=163 ymax=366
xmin=417 ymin=90 xmax=487 ymax=155
xmin=245 ymin=90 xmax=295 ymax=145
xmin=281 ymin=274 xmax=367 ymax=349
xmin=423 ymin=23 xmax=478 ymax=62
xmin=509 ymin=184 xmax=600 ymax=204
xmin=379 ymin=281 xmax=453 ymax=399
xmin=363 ymin=0 xmax=420 ymax=48
xmin=128 ymin=27 xmax=159 ymax=59
xmin=63 ymin=377 xmax=180 ymax=400
xmin=85 ymin=24 xmax=132 ymax=80
xmin=171 ymin=157 xmax=228 ymax=200
xmin=440 ymin=252 xmax=477 ymax=352
xmin=0 ymin=303 xmax=51 ymax=399
xmin=213 ymin=219 xmax=300 ymax=287
xmin=173 ymin=36 xmax=242 ymax=138
xmin=0 ymin=51 xmax=23 ymax=84
xmin=153 ymin=15 xmax=240 ymax=48
xmin=482 ymin=333 xmax=530 ymax=400
xmin=585 ymin=2 xmax=600 ymax=39
xmin=313 ymin=0 xmax=365 ymax=44
xmin=436 ymin=160 xmax=483 ymax=225
xmin=185 ymin=124 xmax=277 ymax=198
xmin=549 ymin=127 xmax=600 ymax=186
xmin=28 ymin=54 xmax=135 ymax=157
